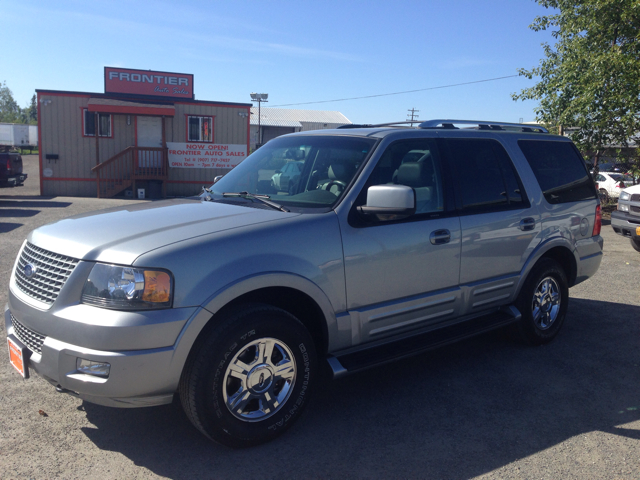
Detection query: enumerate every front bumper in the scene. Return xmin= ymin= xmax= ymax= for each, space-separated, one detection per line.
xmin=5 ymin=300 xmax=211 ymax=408
xmin=611 ymin=210 xmax=640 ymax=239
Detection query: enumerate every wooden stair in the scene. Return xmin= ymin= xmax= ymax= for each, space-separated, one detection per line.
xmin=92 ymin=147 xmax=168 ymax=198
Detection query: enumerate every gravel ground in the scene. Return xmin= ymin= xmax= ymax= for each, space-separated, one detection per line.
xmin=0 ymin=156 xmax=639 ymax=479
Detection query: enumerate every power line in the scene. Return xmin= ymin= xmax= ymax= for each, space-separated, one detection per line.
xmin=270 ymin=74 xmax=520 ymax=108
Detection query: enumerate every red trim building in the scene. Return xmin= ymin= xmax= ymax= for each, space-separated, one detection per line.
xmin=37 ymin=67 xmax=251 ymax=198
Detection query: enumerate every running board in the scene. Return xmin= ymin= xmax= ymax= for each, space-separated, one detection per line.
xmin=326 ymin=306 xmax=521 ymax=379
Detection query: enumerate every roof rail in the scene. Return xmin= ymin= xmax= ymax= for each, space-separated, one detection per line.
xmin=337 ymin=121 xmax=417 ymax=129
xmin=418 ymin=119 xmax=548 ymax=133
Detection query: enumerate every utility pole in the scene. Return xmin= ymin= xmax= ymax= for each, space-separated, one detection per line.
xmin=407 ymin=108 xmax=420 ymax=126
xmin=250 ymin=93 xmax=269 ymax=148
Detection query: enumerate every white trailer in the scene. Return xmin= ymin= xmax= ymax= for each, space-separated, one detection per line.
xmin=0 ymin=123 xmax=30 ymax=150
xmin=29 ymin=125 xmax=38 ymax=147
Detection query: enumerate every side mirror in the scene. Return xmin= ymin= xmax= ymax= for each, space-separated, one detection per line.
xmin=358 ymin=185 xmax=416 ymax=220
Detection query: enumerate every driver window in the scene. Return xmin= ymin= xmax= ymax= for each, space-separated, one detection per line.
xmin=364 ymin=139 xmax=444 ymax=215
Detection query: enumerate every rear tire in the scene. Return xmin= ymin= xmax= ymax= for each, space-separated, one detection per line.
xmin=515 ymin=258 xmax=569 ymax=345
xmin=631 ymin=238 xmax=640 ymax=253
xmin=599 ymin=188 xmax=609 ymax=204
xmin=179 ymin=303 xmax=317 ymax=447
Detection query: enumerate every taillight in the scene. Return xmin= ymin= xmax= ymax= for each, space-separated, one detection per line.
xmin=593 ymin=204 xmax=602 ymax=236
xmin=6 ymin=159 xmax=10 ymax=170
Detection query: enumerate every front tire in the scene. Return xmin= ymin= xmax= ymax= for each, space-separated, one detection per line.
xmin=631 ymin=238 xmax=640 ymax=253
xmin=515 ymin=258 xmax=569 ymax=345
xmin=179 ymin=304 xmax=317 ymax=447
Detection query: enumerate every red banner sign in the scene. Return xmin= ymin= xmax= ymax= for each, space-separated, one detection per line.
xmin=167 ymin=142 xmax=247 ymax=169
xmin=104 ymin=67 xmax=194 ymax=99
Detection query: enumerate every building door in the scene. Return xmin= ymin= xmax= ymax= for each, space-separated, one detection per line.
xmin=137 ymin=116 xmax=163 ymax=168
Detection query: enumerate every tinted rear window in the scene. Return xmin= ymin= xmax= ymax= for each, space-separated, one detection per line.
xmin=447 ymin=139 xmax=527 ymax=212
xmin=518 ymin=140 xmax=596 ymax=204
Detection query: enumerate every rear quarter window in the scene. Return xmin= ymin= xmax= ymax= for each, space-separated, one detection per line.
xmin=518 ymin=140 xmax=596 ymax=204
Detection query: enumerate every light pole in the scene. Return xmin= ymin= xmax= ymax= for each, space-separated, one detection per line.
xmin=250 ymin=93 xmax=268 ymax=148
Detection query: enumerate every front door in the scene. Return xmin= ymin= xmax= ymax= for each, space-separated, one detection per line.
xmin=340 ymin=138 xmax=462 ymax=345
xmin=137 ymin=116 xmax=163 ymax=168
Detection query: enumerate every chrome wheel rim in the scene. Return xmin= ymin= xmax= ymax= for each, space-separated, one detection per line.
xmin=223 ymin=337 xmax=297 ymax=422
xmin=532 ymin=276 xmax=561 ymax=330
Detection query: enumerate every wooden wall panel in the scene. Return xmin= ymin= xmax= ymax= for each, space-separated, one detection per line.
xmin=40 ymin=94 xmax=248 ymax=197
xmin=165 ymin=104 xmax=248 ymax=196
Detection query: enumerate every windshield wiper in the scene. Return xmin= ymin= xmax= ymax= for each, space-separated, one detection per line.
xmin=222 ymin=191 xmax=289 ymax=212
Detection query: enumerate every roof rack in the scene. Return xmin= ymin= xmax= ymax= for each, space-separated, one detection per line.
xmin=418 ymin=119 xmax=548 ymax=133
xmin=337 ymin=121 xmax=417 ymax=129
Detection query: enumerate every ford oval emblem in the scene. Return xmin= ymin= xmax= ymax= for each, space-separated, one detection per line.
xmin=24 ymin=264 xmax=37 ymax=278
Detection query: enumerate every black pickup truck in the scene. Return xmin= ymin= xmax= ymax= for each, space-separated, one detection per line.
xmin=0 ymin=151 xmax=27 ymax=187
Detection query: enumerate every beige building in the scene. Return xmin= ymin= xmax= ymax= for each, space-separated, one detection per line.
xmin=250 ymin=107 xmax=351 ymax=150
xmin=37 ymin=67 xmax=251 ymax=198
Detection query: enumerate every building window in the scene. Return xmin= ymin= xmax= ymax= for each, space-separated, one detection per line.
xmin=83 ymin=109 xmax=112 ymax=137
xmin=187 ymin=116 xmax=213 ymax=142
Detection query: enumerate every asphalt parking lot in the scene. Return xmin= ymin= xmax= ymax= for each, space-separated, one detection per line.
xmin=1 ymin=156 xmax=639 ymax=479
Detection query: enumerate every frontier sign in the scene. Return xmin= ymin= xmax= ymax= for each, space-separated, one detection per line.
xmin=104 ymin=67 xmax=194 ymax=99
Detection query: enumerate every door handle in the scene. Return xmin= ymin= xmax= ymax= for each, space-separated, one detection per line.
xmin=430 ymin=229 xmax=451 ymax=245
xmin=519 ymin=217 xmax=536 ymax=231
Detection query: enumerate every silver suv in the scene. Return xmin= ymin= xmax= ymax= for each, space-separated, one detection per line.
xmin=5 ymin=119 xmax=603 ymax=447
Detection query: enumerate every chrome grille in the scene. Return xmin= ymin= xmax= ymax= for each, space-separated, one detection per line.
xmin=630 ymin=194 xmax=640 ymax=202
xmin=14 ymin=242 xmax=80 ymax=305
xmin=11 ymin=314 xmax=45 ymax=355
xmin=631 ymin=205 xmax=640 ymax=214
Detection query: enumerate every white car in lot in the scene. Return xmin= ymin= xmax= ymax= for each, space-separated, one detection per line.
xmin=593 ymin=172 xmax=634 ymax=202
xmin=611 ymin=184 xmax=640 ymax=252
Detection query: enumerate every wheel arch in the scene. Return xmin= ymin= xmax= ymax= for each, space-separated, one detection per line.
xmin=539 ymin=246 xmax=577 ymax=287
xmin=515 ymin=240 xmax=578 ymax=299
xmin=197 ymin=273 xmax=337 ymax=357
xmin=214 ymin=287 xmax=329 ymax=356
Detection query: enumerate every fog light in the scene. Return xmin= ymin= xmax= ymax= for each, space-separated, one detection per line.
xmin=76 ymin=358 xmax=111 ymax=378
xmin=618 ymin=203 xmax=629 ymax=212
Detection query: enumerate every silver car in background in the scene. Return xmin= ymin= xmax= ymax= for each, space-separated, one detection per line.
xmin=5 ymin=120 xmax=603 ymax=447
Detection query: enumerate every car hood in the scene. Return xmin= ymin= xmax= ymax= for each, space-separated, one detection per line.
xmin=29 ymin=198 xmax=299 ymax=265
xmin=622 ymin=183 xmax=640 ymax=195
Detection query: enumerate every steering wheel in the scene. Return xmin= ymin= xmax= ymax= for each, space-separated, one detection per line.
xmin=324 ymin=180 xmax=347 ymax=195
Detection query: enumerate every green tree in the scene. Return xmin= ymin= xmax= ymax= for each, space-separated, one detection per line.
xmin=27 ymin=94 xmax=37 ymax=124
xmin=513 ymin=0 xmax=640 ymax=173
xmin=0 ymin=80 xmax=21 ymax=123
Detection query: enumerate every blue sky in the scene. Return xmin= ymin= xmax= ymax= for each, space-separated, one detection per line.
xmin=3 ymin=0 xmax=556 ymax=124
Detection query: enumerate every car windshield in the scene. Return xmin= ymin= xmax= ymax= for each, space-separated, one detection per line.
xmin=207 ymin=135 xmax=376 ymax=209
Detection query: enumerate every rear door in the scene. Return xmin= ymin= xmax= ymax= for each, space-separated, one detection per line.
xmin=444 ymin=138 xmax=540 ymax=314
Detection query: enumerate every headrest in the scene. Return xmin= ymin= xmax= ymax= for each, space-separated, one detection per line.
xmin=328 ymin=164 xmax=352 ymax=181
xmin=397 ymin=162 xmax=427 ymax=187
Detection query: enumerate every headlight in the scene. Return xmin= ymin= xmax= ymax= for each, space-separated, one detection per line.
xmin=82 ymin=264 xmax=173 ymax=310
xmin=618 ymin=203 xmax=629 ymax=212
xmin=620 ymin=191 xmax=631 ymax=201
